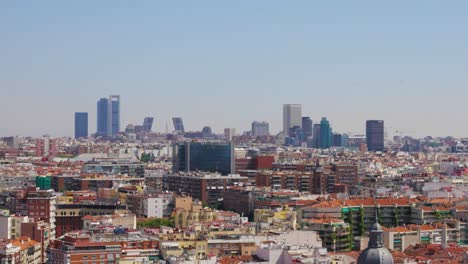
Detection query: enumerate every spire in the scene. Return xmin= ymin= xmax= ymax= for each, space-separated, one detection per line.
xmin=368 ymin=208 xmax=384 ymax=248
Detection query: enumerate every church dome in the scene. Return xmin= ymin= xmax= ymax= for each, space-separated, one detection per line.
xmin=357 ymin=219 xmax=394 ymax=264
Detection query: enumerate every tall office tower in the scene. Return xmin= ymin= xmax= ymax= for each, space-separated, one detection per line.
xmin=313 ymin=124 xmax=321 ymax=148
xmin=366 ymin=120 xmax=385 ymax=151
xmin=74 ymin=112 xmax=88 ymax=139
xmin=283 ymin=104 xmax=302 ymax=137
xmin=302 ymin=117 xmax=313 ymax=139
xmin=172 ymin=117 xmax=185 ymax=133
xmin=36 ymin=136 xmax=58 ymax=157
xmin=251 ymin=121 xmax=270 ymax=136
xmin=143 ymin=117 xmax=154 ymax=132
xmin=224 ymin=128 xmax=236 ymax=141
xmin=107 ymin=95 xmax=120 ymax=137
xmin=173 ymin=141 xmax=234 ymax=175
xmin=319 ymin=117 xmax=332 ymax=149
xmin=96 ymin=98 xmax=109 ymax=136
xmin=332 ymin=133 xmax=343 ymax=147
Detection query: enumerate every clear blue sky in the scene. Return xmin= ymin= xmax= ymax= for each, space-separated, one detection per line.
xmin=1 ymin=1 xmax=467 ymax=138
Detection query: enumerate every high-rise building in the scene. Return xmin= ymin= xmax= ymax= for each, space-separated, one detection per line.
xmin=320 ymin=117 xmax=332 ymax=149
xmin=74 ymin=112 xmax=88 ymax=139
xmin=332 ymin=133 xmax=342 ymax=147
xmin=172 ymin=117 xmax=185 ymax=133
xmin=302 ymin=117 xmax=313 ymax=139
xmin=96 ymin=98 xmax=108 ymax=136
xmin=143 ymin=117 xmax=154 ymax=132
xmin=283 ymin=104 xmax=302 ymax=137
xmin=108 ymin=95 xmax=120 ymax=137
xmin=224 ymin=128 xmax=236 ymax=141
xmin=366 ymin=120 xmax=385 ymax=151
xmin=173 ymin=141 xmax=234 ymax=175
xmin=251 ymin=121 xmax=270 ymax=137
xmin=36 ymin=136 xmax=58 ymax=157
xmin=313 ymin=124 xmax=321 ymax=148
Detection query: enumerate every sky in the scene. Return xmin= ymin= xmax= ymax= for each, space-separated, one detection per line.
xmin=0 ymin=1 xmax=467 ymax=138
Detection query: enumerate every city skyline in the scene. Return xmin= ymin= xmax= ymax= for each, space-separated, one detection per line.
xmin=1 ymin=1 xmax=468 ymax=137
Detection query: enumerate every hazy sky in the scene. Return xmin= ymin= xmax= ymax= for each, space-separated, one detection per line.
xmin=1 ymin=1 xmax=467 ymax=138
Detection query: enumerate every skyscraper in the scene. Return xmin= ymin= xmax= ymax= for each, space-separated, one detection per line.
xmin=313 ymin=124 xmax=321 ymax=148
xmin=74 ymin=112 xmax=88 ymax=139
xmin=302 ymin=117 xmax=313 ymax=139
xmin=251 ymin=121 xmax=270 ymax=137
xmin=108 ymin=95 xmax=120 ymax=137
xmin=366 ymin=120 xmax=385 ymax=151
xmin=172 ymin=117 xmax=185 ymax=133
xmin=320 ymin=117 xmax=332 ymax=149
xmin=224 ymin=128 xmax=236 ymax=141
xmin=283 ymin=104 xmax=302 ymax=137
xmin=96 ymin=98 xmax=108 ymax=136
xmin=143 ymin=117 xmax=154 ymax=132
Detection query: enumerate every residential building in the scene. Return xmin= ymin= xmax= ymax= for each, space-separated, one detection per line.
xmin=163 ymin=172 xmax=247 ymax=207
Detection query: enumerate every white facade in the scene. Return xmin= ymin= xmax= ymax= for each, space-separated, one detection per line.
xmin=143 ymin=197 xmax=170 ymax=218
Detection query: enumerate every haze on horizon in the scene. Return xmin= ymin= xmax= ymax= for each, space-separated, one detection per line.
xmin=0 ymin=1 xmax=467 ymax=138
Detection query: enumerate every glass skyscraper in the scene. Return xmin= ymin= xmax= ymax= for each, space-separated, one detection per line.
xmin=366 ymin=120 xmax=385 ymax=151
xmin=173 ymin=141 xmax=234 ymax=175
xmin=96 ymin=98 xmax=108 ymax=136
xmin=108 ymin=95 xmax=120 ymax=137
xmin=143 ymin=117 xmax=154 ymax=132
xmin=302 ymin=117 xmax=313 ymax=139
xmin=320 ymin=117 xmax=332 ymax=149
xmin=74 ymin=112 xmax=88 ymax=139
xmin=172 ymin=117 xmax=185 ymax=133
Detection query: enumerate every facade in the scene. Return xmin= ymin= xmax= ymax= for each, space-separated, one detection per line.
xmin=142 ymin=117 xmax=154 ymax=132
xmin=108 ymin=95 xmax=120 ymax=137
xmin=74 ymin=112 xmax=88 ymax=139
xmin=319 ymin=117 xmax=332 ymax=149
xmin=366 ymin=120 xmax=385 ymax=152
xmin=82 ymin=160 xmax=145 ymax=178
xmin=301 ymin=117 xmax=313 ymax=139
xmin=97 ymin=98 xmax=109 ymax=136
xmin=172 ymin=117 xmax=185 ymax=133
xmin=173 ymin=141 xmax=235 ymax=175
xmin=312 ymin=124 xmax=321 ymax=148
xmin=251 ymin=121 xmax=270 ymax=137
xmin=283 ymin=104 xmax=302 ymax=137
xmin=55 ymin=203 xmax=128 ymax=237
xmin=163 ymin=172 xmax=247 ymax=206
xmin=332 ymin=133 xmax=342 ymax=147
xmin=223 ymin=128 xmax=236 ymax=141
xmin=36 ymin=137 xmax=58 ymax=157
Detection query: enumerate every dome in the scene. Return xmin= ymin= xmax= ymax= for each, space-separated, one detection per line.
xmin=358 ymin=217 xmax=394 ymax=264
xmin=370 ymin=222 xmax=382 ymax=231
xmin=357 ymin=247 xmax=394 ymax=264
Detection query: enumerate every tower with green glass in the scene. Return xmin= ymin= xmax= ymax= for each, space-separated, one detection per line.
xmin=320 ymin=117 xmax=332 ymax=149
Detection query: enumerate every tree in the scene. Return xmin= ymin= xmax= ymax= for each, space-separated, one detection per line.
xmin=137 ymin=218 xmax=175 ymax=229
